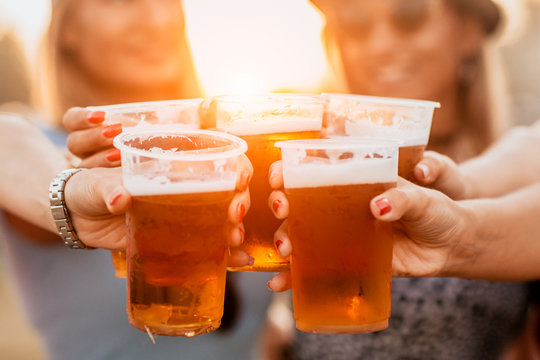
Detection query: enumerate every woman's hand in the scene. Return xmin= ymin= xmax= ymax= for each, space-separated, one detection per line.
xmin=413 ymin=151 xmax=470 ymax=200
xmin=64 ymin=157 xmax=254 ymax=267
xmin=63 ymin=107 xmax=122 ymax=168
xmin=265 ymin=160 xmax=473 ymax=292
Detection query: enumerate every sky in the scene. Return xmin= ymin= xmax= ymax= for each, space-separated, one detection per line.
xmin=0 ymin=0 xmax=329 ymax=95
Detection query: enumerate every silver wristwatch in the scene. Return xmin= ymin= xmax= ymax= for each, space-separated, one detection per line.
xmin=49 ymin=168 xmax=88 ymax=249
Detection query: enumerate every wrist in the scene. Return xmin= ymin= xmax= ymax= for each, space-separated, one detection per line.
xmin=437 ymin=201 xmax=480 ymax=277
xmin=49 ymin=168 xmax=89 ymax=249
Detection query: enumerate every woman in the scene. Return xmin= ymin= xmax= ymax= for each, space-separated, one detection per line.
xmin=1 ymin=1 xmax=269 ymax=359
xmin=267 ymin=0 xmax=528 ymax=359
xmin=314 ymin=0 xmax=508 ymax=162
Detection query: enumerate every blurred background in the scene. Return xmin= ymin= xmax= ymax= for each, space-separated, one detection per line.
xmin=1 ymin=0 xmax=540 ymax=358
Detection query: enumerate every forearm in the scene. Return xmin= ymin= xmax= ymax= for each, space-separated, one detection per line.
xmin=0 ymin=114 xmax=70 ymax=235
xmin=460 ymin=126 xmax=540 ymax=198
xmin=445 ymin=182 xmax=540 ymax=281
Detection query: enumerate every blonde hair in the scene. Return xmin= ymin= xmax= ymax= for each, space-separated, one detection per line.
xmin=33 ymin=0 xmax=201 ymax=125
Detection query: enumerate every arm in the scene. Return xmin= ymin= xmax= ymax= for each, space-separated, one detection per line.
xmin=416 ymin=123 xmax=540 ymax=199
xmin=451 ymin=183 xmax=540 ymax=280
xmin=459 ymin=125 xmax=540 ymax=198
xmin=0 ymin=113 xmax=130 ymax=248
xmin=0 ymin=114 xmax=70 ymax=239
xmin=374 ymin=181 xmax=540 ymax=281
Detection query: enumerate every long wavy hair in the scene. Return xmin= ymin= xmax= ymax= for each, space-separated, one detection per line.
xmin=34 ymin=0 xmax=202 ymax=125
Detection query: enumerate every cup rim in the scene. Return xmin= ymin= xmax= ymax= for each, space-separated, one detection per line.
xmin=211 ymin=93 xmax=322 ymax=105
xmin=113 ymin=126 xmax=247 ymax=161
xmin=321 ymin=93 xmax=441 ymax=109
xmin=86 ymin=98 xmax=203 ymax=114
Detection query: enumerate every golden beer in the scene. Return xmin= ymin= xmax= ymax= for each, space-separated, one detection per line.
xmin=398 ymin=144 xmax=426 ymax=182
xmin=128 ymin=191 xmax=233 ymax=336
xmin=236 ymin=130 xmax=319 ymax=271
xmin=206 ymin=94 xmax=324 ymax=272
xmin=287 ymin=183 xmax=395 ymax=333
xmin=114 ymin=128 xmax=247 ymax=336
xmin=277 ymin=138 xmax=398 ymax=334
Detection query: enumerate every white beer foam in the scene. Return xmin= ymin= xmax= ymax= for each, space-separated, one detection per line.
xmin=283 ymin=158 xmax=398 ymax=188
xmin=219 ymin=116 xmax=322 ymax=136
xmin=124 ymin=175 xmax=236 ymax=196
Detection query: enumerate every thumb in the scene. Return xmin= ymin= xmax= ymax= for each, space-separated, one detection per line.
xmin=66 ymin=167 xmax=131 ymax=218
xmin=370 ymin=183 xmax=430 ymax=223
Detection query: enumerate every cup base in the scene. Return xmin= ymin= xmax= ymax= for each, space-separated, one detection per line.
xmin=296 ymin=319 xmax=389 ymax=334
xmin=129 ymin=318 xmax=221 ymax=337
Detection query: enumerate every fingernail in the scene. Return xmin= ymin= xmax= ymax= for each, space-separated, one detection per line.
xmin=375 ymin=198 xmax=392 ymax=216
xmin=266 ymin=280 xmax=272 ymax=290
xmin=248 ymin=256 xmax=255 ymax=266
xmin=237 ymin=203 xmax=245 ymax=223
xmin=275 ymin=239 xmax=283 ymax=250
xmin=272 ymin=199 xmax=281 ymax=214
xmin=268 ymin=167 xmax=276 ymax=183
xmin=109 ymin=192 xmax=122 ymax=207
xmin=417 ymin=163 xmax=429 ymax=180
xmin=105 ymin=148 xmax=121 ymax=162
xmin=102 ymin=123 xmax=122 ymax=138
xmin=239 ymin=227 xmax=245 ymax=244
xmin=239 ymin=171 xmax=250 ymax=192
xmin=87 ymin=111 xmax=105 ymax=124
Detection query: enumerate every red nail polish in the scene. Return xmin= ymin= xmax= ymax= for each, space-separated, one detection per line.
xmin=106 ymin=148 xmax=121 ymax=162
xmin=88 ymin=111 xmax=105 ymax=124
xmin=272 ymin=199 xmax=281 ymax=213
xmin=102 ymin=123 xmax=122 ymax=138
xmin=109 ymin=192 xmax=122 ymax=207
xmin=275 ymin=239 xmax=283 ymax=250
xmin=375 ymin=198 xmax=392 ymax=216
xmin=266 ymin=280 xmax=272 ymax=290
xmin=237 ymin=203 xmax=245 ymax=223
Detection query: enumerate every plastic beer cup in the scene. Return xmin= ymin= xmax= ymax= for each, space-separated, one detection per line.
xmin=202 ymin=94 xmax=324 ymax=272
xmin=114 ymin=127 xmax=247 ymax=337
xmin=88 ymin=99 xmax=202 ymax=278
xmin=321 ymin=93 xmax=439 ymax=181
xmin=276 ymin=138 xmax=399 ymax=333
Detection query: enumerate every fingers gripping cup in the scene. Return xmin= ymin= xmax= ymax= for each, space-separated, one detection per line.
xmin=276 ymin=138 xmax=399 ymax=334
xmin=89 ymin=99 xmax=203 ymax=278
xmin=114 ymin=128 xmax=247 ymax=337
xmin=321 ymin=93 xmax=439 ymax=182
xmin=203 ymin=94 xmax=324 ymax=272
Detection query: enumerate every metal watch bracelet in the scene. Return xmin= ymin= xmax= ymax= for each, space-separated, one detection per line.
xmin=49 ymin=168 xmax=88 ymax=249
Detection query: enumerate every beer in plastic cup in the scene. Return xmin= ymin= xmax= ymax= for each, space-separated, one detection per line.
xmin=276 ymin=138 xmax=399 ymax=333
xmin=114 ymin=127 xmax=247 ymax=336
xmin=202 ymin=94 xmax=324 ymax=272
